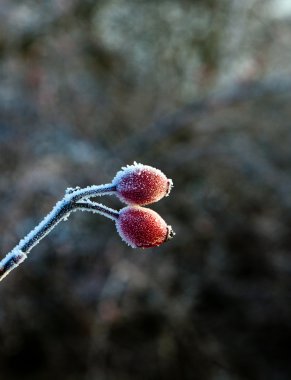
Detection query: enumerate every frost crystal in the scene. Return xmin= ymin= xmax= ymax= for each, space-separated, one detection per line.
xmin=0 ymin=248 xmax=27 ymax=280
xmin=115 ymin=206 xmax=171 ymax=248
xmin=112 ymin=162 xmax=172 ymax=206
xmin=0 ymin=162 xmax=174 ymax=282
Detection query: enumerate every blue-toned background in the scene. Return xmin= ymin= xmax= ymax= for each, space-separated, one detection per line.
xmin=1 ymin=1 xmax=291 ymax=379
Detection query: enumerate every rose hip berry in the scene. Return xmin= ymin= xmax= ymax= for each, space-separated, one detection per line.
xmin=116 ymin=206 xmax=174 ymax=248
xmin=112 ymin=162 xmax=173 ymax=206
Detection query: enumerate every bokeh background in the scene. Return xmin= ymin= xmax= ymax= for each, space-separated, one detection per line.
xmin=1 ymin=0 xmax=291 ymax=379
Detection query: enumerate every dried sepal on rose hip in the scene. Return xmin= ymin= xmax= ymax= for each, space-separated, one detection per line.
xmin=112 ymin=162 xmax=173 ymax=206
xmin=115 ymin=206 xmax=175 ymax=249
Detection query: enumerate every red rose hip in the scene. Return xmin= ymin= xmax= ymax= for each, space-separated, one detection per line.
xmin=116 ymin=206 xmax=174 ymax=248
xmin=112 ymin=162 xmax=173 ymax=206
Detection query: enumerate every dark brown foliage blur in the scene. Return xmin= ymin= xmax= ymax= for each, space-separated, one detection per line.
xmin=1 ymin=1 xmax=291 ymax=379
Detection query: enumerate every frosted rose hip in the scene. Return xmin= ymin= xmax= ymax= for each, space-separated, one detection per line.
xmin=112 ymin=162 xmax=173 ymax=206
xmin=116 ymin=206 xmax=174 ymax=248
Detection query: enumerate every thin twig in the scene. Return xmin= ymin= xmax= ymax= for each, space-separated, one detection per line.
xmin=0 ymin=185 xmax=118 ymax=282
xmin=76 ymin=200 xmax=119 ymax=220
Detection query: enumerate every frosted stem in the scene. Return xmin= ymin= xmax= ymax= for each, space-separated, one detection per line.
xmin=75 ymin=201 xmax=119 ymax=221
xmin=0 ymin=184 xmax=119 ymax=282
xmin=69 ymin=183 xmax=116 ymax=202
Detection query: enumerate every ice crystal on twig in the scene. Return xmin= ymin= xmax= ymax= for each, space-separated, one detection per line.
xmin=0 ymin=163 xmax=174 ymax=282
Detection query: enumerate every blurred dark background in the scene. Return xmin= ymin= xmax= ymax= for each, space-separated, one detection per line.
xmin=1 ymin=0 xmax=291 ymax=379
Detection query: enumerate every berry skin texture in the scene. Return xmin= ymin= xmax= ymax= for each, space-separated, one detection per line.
xmin=116 ymin=206 xmax=174 ymax=249
xmin=112 ymin=162 xmax=173 ymax=206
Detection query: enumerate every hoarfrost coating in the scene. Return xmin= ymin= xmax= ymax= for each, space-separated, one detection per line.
xmin=0 ymin=163 xmax=174 ymax=282
xmin=112 ymin=162 xmax=173 ymax=205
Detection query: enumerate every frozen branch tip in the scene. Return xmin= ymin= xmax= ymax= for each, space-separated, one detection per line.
xmin=0 ymin=162 xmax=174 ymax=282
